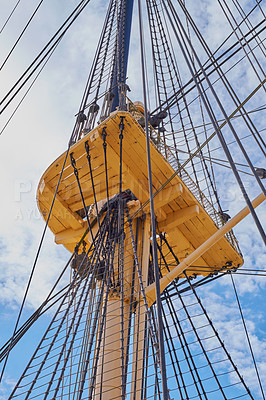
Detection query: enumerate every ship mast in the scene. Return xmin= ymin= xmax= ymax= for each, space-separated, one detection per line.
xmin=1 ymin=0 xmax=265 ymax=399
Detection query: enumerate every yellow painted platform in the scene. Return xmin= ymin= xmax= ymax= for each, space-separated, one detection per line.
xmin=37 ymin=110 xmax=243 ymax=278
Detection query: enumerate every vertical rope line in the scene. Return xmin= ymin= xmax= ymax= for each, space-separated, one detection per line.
xmin=142 ymin=317 xmax=149 ymax=399
xmin=86 ymin=279 xmax=110 ymax=399
xmin=77 ymin=210 xmax=119 ymax=398
xmin=153 ymin=0 xmax=206 ymax=193
xmin=125 ymin=207 xmax=160 ymax=356
xmin=119 ymin=202 xmax=126 ymax=399
xmin=149 ymin=307 xmax=163 ymax=400
xmin=77 ymin=213 xmax=116 ymax=399
xmin=218 ymin=0 xmax=265 ymax=89
xmin=73 ymin=275 xmax=97 ymax=396
xmin=85 ymin=140 xmax=102 ymax=231
xmin=137 ymin=1 xmax=169 ymax=398
xmin=11 ymin=241 xmax=95 ymax=399
xmin=230 ymin=273 xmax=265 ymax=400
xmin=133 ymin=293 xmax=142 ymax=399
xmin=70 ymin=152 xmax=95 ymax=244
xmin=69 ymin=0 xmax=117 ymax=143
xmin=124 ymin=217 xmax=139 ymax=384
xmin=16 ymin=220 xmax=104 ymax=398
xmin=177 ymin=292 xmax=228 ymax=399
xmin=119 ymin=116 xmax=125 ymax=195
xmin=102 ymin=126 xmax=111 ymax=220
xmin=93 ymin=0 xmax=118 ymax=101
xmin=96 ymin=211 xmax=119 ymax=398
xmin=163 ymin=288 xmax=207 ymax=400
xmin=134 ymin=216 xmax=146 ymax=400
xmin=86 ymin=240 xmax=119 ymax=399
xmin=44 ymin=262 xmax=98 ymax=400
xmin=160 ymin=304 xmax=187 ymax=399
xmin=183 ymin=271 xmax=254 ymax=399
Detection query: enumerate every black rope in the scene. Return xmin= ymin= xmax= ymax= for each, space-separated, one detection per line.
xmin=0 ymin=0 xmax=44 ymax=70
xmin=164 ymin=288 xmax=207 ymax=399
xmin=230 ymin=273 xmax=265 ymax=400
xmin=69 ymin=0 xmax=118 ymax=143
xmin=119 ymin=116 xmax=125 ymax=195
xmin=84 ymin=140 xmax=101 ymax=227
xmin=0 ymin=0 xmax=92 ymax=115
xmin=178 ymin=290 xmax=227 ymax=399
xmin=102 ymin=126 xmax=110 ymax=203
xmin=0 ymin=143 xmax=72 ymax=383
xmin=175 ymin=0 xmax=266 ymax=198
xmin=0 ymin=35 xmax=62 ymax=136
xmin=70 ymin=152 xmax=95 ymax=245
xmin=0 ymin=0 xmax=21 ymax=34
xmin=82 ymin=217 xmax=120 ymax=399
xmin=119 ymin=201 xmax=126 ymax=399
xmin=218 ymin=0 xmax=265 ymax=89
xmin=8 ymin=231 xmax=101 ymax=398
xmin=137 ymin=1 xmax=169 ymax=398
xmin=163 ymin=0 xmax=266 ymax=244
xmin=151 ymin=18 xmax=265 ymax=116
xmin=184 ymin=271 xmax=254 ymax=399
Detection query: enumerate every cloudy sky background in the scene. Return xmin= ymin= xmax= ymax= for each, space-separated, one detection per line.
xmin=0 ymin=0 xmax=265 ymax=398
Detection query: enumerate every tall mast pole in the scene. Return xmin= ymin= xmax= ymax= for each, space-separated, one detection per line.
xmin=111 ymin=0 xmax=134 ymax=111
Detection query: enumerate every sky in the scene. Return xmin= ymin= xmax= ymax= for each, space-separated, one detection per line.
xmin=0 ymin=0 xmax=265 ymax=399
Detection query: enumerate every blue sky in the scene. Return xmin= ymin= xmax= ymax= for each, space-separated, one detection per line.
xmin=0 ymin=0 xmax=265 ymax=398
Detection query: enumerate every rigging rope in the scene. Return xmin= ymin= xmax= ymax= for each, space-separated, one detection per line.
xmin=151 ymin=18 xmax=265 ymax=116
xmin=138 ymin=0 xmax=169 ymax=398
xmin=0 ymin=0 xmax=92 ymax=115
xmin=0 ymin=0 xmax=45 ymax=71
xmin=0 ymin=0 xmax=22 ymax=35
xmin=131 ymin=79 xmax=265 ymax=221
xmin=175 ymin=0 xmax=266 ymax=184
xmin=230 ymin=273 xmax=266 ymax=400
xmin=161 ymin=0 xmax=266 ymax=244
xmin=0 ymin=143 xmax=72 ymax=383
xmin=0 ymin=36 xmax=61 ymax=136
xmin=218 ymin=0 xmax=265 ymax=91
xmin=2 ymin=0 xmax=265 ymax=397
